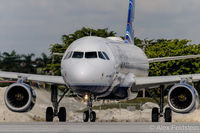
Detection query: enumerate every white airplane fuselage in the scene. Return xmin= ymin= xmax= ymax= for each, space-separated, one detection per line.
xmin=61 ymin=36 xmax=149 ymax=97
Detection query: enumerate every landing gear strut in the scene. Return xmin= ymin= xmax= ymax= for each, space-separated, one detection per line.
xmin=46 ymin=85 xmax=68 ymax=122
xmin=148 ymin=85 xmax=172 ymax=122
xmin=83 ymin=94 xmax=96 ymax=122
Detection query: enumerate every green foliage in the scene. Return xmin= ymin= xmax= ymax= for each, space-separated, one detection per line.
xmin=135 ymin=38 xmax=200 ymax=96
xmin=21 ymin=53 xmax=36 ymax=73
xmin=0 ymin=51 xmax=50 ymax=74
xmin=145 ymin=39 xmax=200 ymax=76
xmin=62 ymin=27 xmax=116 ymax=46
xmin=43 ymin=63 xmax=61 ymax=76
xmin=35 ymin=53 xmax=51 ymax=67
xmin=0 ymin=50 xmax=21 ymax=72
xmin=0 ymin=78 xmax=13 ymax=87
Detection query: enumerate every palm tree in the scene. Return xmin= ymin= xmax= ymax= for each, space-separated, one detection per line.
xmin=35 ymin=53 xmax=50 ymax=68
xmin=1 ymin=50 xmax=21 ymax=72
xmin=62 ymin=27 xmax=116 ymax=47
xmin=21 ymin=53 xmax=35 ymax=73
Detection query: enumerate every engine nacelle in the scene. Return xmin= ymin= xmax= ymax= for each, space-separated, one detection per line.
xmin=168 ymin=83 xmax=199 ymax=113
xmin=4 ymin=83 xmax=36 ymax=112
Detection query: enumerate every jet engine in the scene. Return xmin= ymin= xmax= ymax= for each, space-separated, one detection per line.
xmin=4 ymin=83 xmax=36 ymax=112
xmin=168 ymin=83 xmax=199 ymax=113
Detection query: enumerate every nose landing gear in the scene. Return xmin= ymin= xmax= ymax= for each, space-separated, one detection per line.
xmin=83 ymin=94 xmax=96 ymax=122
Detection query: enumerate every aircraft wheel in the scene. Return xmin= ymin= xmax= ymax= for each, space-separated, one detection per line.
xmin=164 ymin=107 xmax=172 ymax=122
xmin=152 ymin=107 xmax=159 ymax=122
xmin=83 ymin=111 xmax=89 ymax=122
xmin=90 ymin=111 xmax=96 ymax=122
xmin=46 ymin=107 xmax=54 ymax=122
xmin=58 ymin=107 xmax=67 ymax=122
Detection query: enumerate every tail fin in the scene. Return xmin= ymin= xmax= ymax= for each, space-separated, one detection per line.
xmin=125 ymin=0 xmax=135 ymax=44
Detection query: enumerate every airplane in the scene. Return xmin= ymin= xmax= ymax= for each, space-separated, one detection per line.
xmin=1 ymin=0 xmax=200 ymax=123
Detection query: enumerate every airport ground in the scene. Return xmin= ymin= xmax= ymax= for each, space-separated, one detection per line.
xmin=0 ymin=122 xmax=199 ymax=133
xmin=1 ymin=87 xmax=200 ymax=123
xmin=1 ymin=87 xmax=200 ymax=132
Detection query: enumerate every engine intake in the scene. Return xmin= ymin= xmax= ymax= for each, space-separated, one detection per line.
xmin=168 ymin=83 xmax=199 ymax=113
xmin=4 ymin=83 xmax=36 ymax=112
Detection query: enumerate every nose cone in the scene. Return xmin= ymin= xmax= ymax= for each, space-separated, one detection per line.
xmin=62 ymin=60 xmax=114 ymax=95
xmin=63 ymin=60 xmax=111 ymax=86
xmin=67 ymin=63 xmax=96 ymax=85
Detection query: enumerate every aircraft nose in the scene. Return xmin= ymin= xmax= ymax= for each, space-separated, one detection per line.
xmin=62 ymin=60 xmax=114 ymax=94
xmin=65 ymin=63 xmax=97 ymax=85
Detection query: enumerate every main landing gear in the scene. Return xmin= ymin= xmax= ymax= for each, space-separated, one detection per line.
xmin=46 ymin=85 xmax=68 ymax=122
xmin=148 ymin=85 xmax=172 ymax=122
xmin=83 ymin=94 xmax=96 ymax=122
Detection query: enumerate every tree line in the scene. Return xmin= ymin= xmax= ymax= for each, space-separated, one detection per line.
xmin=0 ymin=51 xmax=50 ymax=74
xmin=1 ymin=27 xmax=200 ymax=77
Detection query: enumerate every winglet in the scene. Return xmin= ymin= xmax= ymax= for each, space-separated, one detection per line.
xmin=125 ymin=0 xmax=135 ymax=44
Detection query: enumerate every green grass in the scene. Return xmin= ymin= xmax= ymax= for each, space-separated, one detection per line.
xmin=79 ymin=97 xmax=168 ymax=112
xmin=120 ymin=97 xmax=167 ymax=104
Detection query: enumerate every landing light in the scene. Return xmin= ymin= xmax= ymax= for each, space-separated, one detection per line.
xmin=84 ymin=94 xmax=89 ymax=100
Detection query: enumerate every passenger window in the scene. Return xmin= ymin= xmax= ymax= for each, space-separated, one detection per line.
xmin=85 ymin=52 xmax=97 ymax=58
xmin=102 ymin=52 xmax=110 ymax=60
xmin=72 ymin=52 xmax=84 ymax=58
xmin=64 ymin=51 xmax=72 ymax=60
xmin=98 ymin=52 xmax=105 ymax=60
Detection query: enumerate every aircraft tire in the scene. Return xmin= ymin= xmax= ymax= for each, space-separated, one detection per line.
xmin=46 ymin=107 xmax=54 ymax=122
xmin=164 ymin=107 xmax=172 ymax=122
xmin=152 ymin=107 xmax=159 ymax=122
xmin=83 ymin=111 xmax=89 ymax=122
xmin=90 ymin=111 xmax=96 ymax=122
xmin=58 ymin=107 xmax=67 ymax=122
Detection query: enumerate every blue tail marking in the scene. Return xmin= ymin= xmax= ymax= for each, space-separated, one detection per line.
xmin=125 ymin=0 xmax=135 ymax=44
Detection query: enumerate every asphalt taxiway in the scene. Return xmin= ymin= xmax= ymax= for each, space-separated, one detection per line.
xmin=0 ymin=122 xmax=199 ymax=133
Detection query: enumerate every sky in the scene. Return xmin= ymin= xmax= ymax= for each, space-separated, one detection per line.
xmin=0 ymin=0 xmax=200 ymax=56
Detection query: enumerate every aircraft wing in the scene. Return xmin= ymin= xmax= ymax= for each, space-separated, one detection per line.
xmin=148 ymin=55 xmax=200 ymax=63
xmin=133 ymin=74 xmax=200 ymax=90
xmin=0 ymin=71 xmax=65 ymax=85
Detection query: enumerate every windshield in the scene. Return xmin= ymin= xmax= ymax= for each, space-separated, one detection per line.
xmin=69 ymin=51 xmax=109 ymax=60
xmin=85 ymin=52 xmax=97 ymax=58
xmin=102 ymin=52 xmax=110 ymax=60
xmin=72 ymin=52 xmax=84 ymax=58
xmin=64 ymin=51 xmax=72 ymax=60
xmin=98 ymin=52 xmax=106 ymax=60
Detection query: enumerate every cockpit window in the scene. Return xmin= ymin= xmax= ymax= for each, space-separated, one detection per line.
xmin=85 ymin=52 xmax=97 ymax=58
xmin=102 ymin=52 xmax=110 ymax=60
xmin=98 ymin=52 xmax=106 ymax=60
xmin=72 ymin=51 xmax=84 ymax=58
xmin=64 ymin=51 xmax=72 ymax=60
